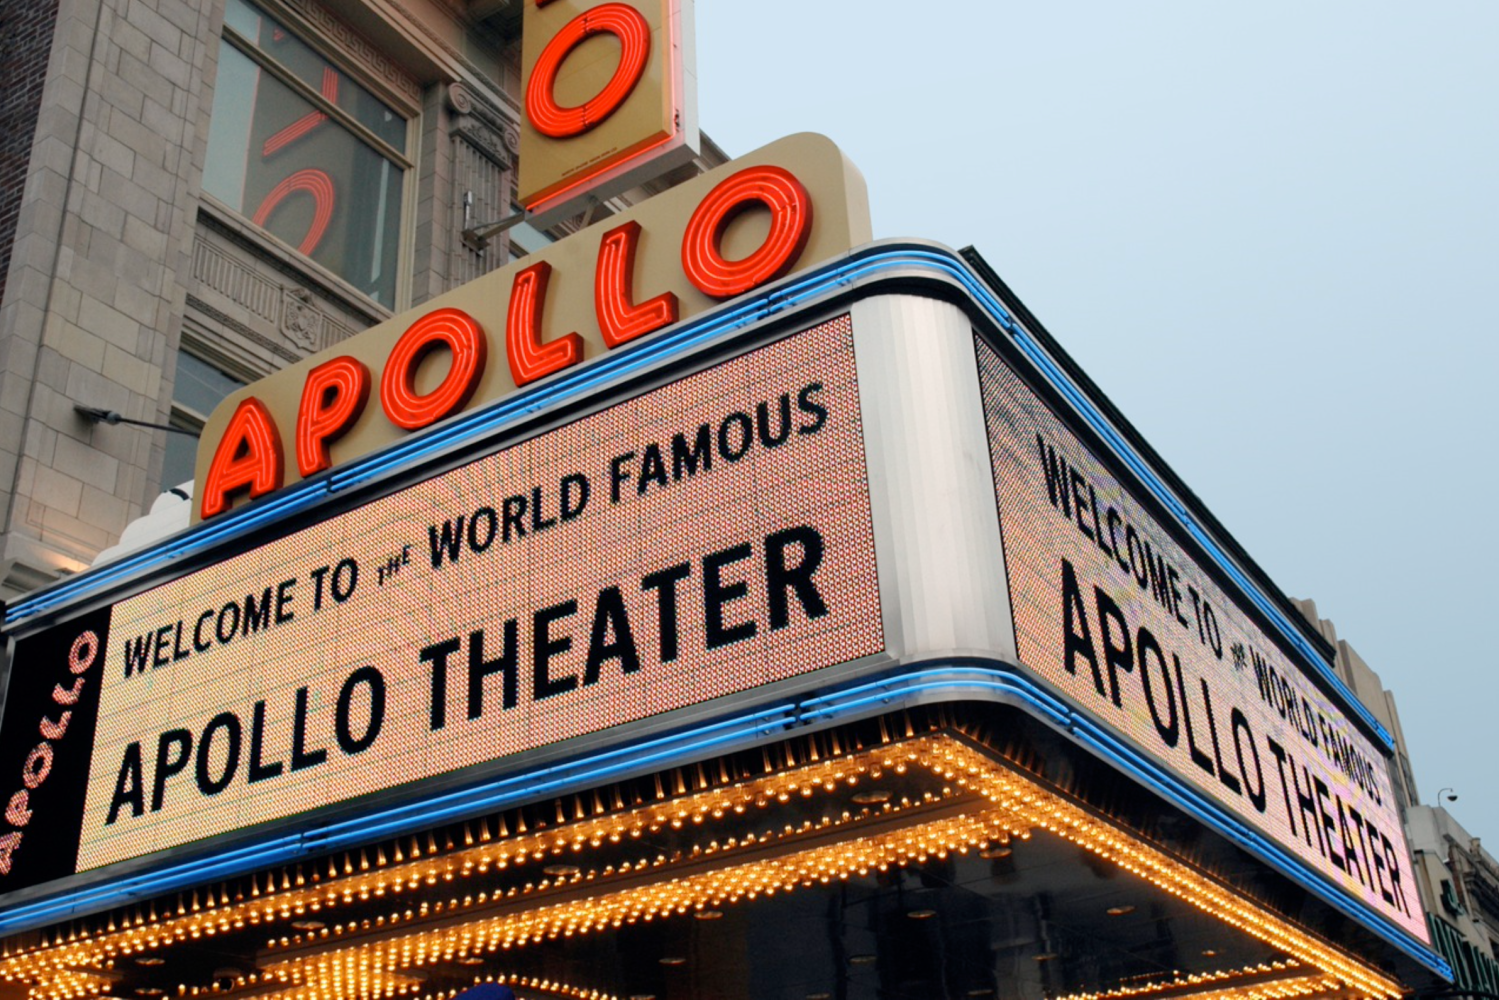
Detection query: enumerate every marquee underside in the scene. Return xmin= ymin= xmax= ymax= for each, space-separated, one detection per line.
xmin=0 ymin=705 xmax=1408 ymax=1000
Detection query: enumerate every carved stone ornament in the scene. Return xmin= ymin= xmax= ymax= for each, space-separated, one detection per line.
xmin=447 ymin=82 xmax=475 ymax=115
xmin=281 ymin=0 xmax=420 ymax=102
xmin=457 ymin=119 xmax=509 ymax=167
xmin=280 ymin=288 xmax=324 ymax=352
xmin=446 ymin=80 xmax=520 ymax=157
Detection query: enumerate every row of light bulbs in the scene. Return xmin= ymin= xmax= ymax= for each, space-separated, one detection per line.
xmin=3 ymin=757 xmax=915 ymax=970
xmin=923 ymin=739 xmax=1403 ymax=1000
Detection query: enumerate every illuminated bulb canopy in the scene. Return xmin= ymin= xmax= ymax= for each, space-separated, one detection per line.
xmin=0 ymin=734 xmax=1406 ymax=1000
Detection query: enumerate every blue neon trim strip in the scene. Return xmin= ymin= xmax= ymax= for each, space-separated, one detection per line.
xmin=2 ymin=245 xmax=1392 ymax=753
xmin=0 ymin=662 xmax=1448 ymax=978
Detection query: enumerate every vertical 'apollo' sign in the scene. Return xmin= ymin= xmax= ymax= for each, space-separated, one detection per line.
xmin=518 ymin=0 xmax=699 ymax=226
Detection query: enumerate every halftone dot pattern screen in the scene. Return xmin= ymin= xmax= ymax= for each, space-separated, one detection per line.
xmin=976 ymin=335 xmax=1427 ymax=943
xmin=75 ymin=315 xmax=883 ymax=872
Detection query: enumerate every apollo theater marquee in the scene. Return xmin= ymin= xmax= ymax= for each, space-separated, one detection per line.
xmin=0 ymin=3 xmax=1452 ymax=998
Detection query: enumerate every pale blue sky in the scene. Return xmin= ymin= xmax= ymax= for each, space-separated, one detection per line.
xmin=696 ymin=3 xmax=1499 ymax=836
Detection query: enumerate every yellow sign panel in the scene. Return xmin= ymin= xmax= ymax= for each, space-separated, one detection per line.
xmin=518 ymin=0 xmax=698 ymax=224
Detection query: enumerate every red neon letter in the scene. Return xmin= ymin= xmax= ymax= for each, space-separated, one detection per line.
xmin=200 ymin=397 xmax=284 ymax=520
xmin=296 ymin=356 xmax=370 ymax=476
xmin=506 ymin=261 xmax=583 ymax=386
xmin=262 ymin=68 xmax=339 ymax=157
xmin=380 ymin=308 xmax=487 ymax=431
xmin=681 ymin=166 xmax=814 ymax=299
xmin=525 ymin=3 xmax=651 ymax=138
xmin=251 ymin=168 xmax=335 ymax=254
xmin=595 ymin=220 xmax=679 ymax=348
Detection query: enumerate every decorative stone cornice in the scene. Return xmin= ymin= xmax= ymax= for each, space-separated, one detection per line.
xmin=279 ymin=0 xmax=422 ymax=103
xmin=447 ymin=81 xmax=519 ymax=164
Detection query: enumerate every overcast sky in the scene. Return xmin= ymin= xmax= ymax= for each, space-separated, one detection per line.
xmin=694 ymin=4 xmax=1499 ymax=837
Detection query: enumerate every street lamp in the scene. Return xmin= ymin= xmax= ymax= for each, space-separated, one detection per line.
xmin=1438 ymin=787 xmax=1458 ymax=804
xmin=74 ymin=404 xmax=198 ymax=436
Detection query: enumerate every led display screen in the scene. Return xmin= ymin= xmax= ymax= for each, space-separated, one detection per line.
xmin=977 ymin=334 xmax=1428 ymax=943
xmin=0 ymin=316 xmax=882 ymax=891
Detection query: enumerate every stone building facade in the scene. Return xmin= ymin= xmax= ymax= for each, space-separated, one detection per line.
xmin=0 ymin=0 xmax=718 ymax=596
xmin=1408 ymin=805 xmax=1499 ymax=996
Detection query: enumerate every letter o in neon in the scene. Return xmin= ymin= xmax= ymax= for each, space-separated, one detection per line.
xmin=251 ymin=168 xmax=335 ymax=254
xmin=681 ymin=166 xmax=814 ymax=299
xmin=525 ymin=3 xmax=651 ymax=138
xmin=379 ymin=308 xmax=488 ymax=430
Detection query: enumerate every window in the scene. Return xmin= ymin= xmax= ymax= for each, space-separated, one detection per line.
xmin=507 ymin=214 xmax=554 ymax=259
xmin=203 ymin=0 xmax=409 ymax=305
xmin=160 ymin=351 xmax=245 ymax=491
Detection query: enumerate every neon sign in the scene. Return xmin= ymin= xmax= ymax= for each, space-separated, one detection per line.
xmin=193 ymin=134 xmax=871 ymax=520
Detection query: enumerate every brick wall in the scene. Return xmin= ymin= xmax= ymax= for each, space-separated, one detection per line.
xmin=0 ymin=0 xmax=60 ymax=306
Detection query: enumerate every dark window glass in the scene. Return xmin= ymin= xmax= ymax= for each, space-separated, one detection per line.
xmin=160 ymin=426 xmax=200 ymax=492
xmin=161 ymin=353 xmax=244 ymax=491
xmin=174 ymin=351 xmax=244 ymax=418
xmin=222 ymin=0 xmax=406 ymax=148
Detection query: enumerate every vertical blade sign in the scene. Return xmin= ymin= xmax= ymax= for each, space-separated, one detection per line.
xmin=518 ymin=0 xmax=700 ymax=227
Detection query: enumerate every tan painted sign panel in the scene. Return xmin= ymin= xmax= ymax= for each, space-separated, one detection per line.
xmin=517 ymin=0 xmax=699 ymax=224
xmin=192 ymin=133 xmax=871 ymax=518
